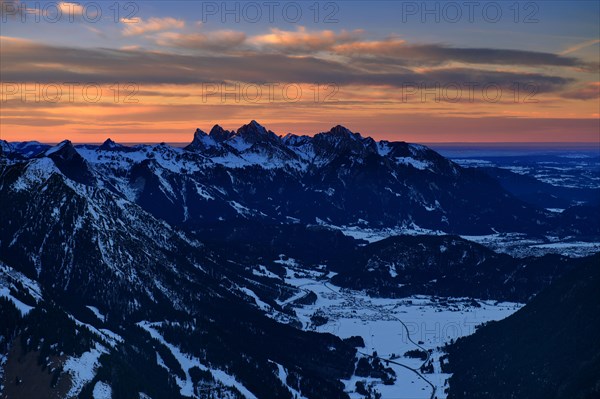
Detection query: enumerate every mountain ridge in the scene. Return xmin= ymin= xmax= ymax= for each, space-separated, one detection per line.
xmin=3 ymin=121 xmax=597 ymax=236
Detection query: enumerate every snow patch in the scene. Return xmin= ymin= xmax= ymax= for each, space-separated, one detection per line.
xmin=63 ymin=344 xmax=106 ymax=397
xmin=395 ymin=157 xmax=431 ymax=170
xmin=11 ymin=158 xmax=59 ymax=192
xmin=92 ymin=381 xmax=112 ymax=399
xmin=0 ymin=287 xmax=34 ymax=316
xmin=87 ymin=306 xmax=106 ymax=322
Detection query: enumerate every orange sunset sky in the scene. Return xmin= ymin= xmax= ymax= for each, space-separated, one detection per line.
xmin=1 ymin=0 xmax=599 ymax=143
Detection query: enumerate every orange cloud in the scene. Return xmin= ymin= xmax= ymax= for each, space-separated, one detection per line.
xmin=58 ymin=2 xmax=84 ymax=15
xmin=121 ymin=17 xmax=185 ymax=36
xmin=250 ymin=26 xmax=364 ymax=52
xmin=333 ymin=37 xmax=406 ymax=56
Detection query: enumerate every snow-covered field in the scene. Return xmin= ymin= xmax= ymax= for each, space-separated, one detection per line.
xmin=315 ymin=222 xmax=600 ymax=258
xmin=283 ymin=266 xmax=521 ymax=399
xmin=460 ymin=233 xmax=600 ymax=258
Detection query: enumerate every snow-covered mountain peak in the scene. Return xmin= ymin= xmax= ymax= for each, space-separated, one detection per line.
xmin=44 ymin=140 xmax=74 ymax=157
xmin=43 ymin=140 xmax=97 ymax=185
xmin=185 ymin=128 xmax=217 ymax=151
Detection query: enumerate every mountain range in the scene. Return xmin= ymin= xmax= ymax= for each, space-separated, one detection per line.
xmin=0 ymin=121 xmax=598 ymax=399
xmin=2 ymin=121 xmax=597 ymax=236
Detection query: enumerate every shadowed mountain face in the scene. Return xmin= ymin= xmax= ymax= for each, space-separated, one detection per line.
xmin=327 ymin=235 xmax=579 ymax=302
xmin=0 ymin=143 xmax=359 ymax=399
xmin=444 ymin=253 xmax=600 ymax=399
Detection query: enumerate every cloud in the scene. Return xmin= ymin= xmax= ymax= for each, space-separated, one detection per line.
xmin=561 ymin=82 xmax=600 ymax=100
xmin=155 ymin=30 xmax=246 ymax=51
xmin=235 ymin=27 xmax=586 ymax=68
xmin=560 ymin=39 xmax=600 ymax=55
xmin=146 ymin=25 xmax=584 ymax=71
xmin=58 ymin=2 xmax=84 ymax=16
xmin=84 ymin=19 xmax=594 ymax=71
xmin=1 ymin=117 xmax=73 ymax=126
xmin=120 ymin=45 xmax=142 ymax=51
xmin=250 ymin=26 xmax=364 ymax=53
xmin=333 ymin=37 xmax=406 ymax=57
xmin=245 ymin=27 xmax=586 ymax=68
xmin=121 ymin=17 xmax=185 ymax=36
xmin=333 ymin=39 xmax=585 ymax=68
xmin=0 ymin=37 xmax=573 ymax=94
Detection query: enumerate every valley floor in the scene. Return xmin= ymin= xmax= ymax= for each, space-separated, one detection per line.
xmin=281 ymin=264 xmax=522 ymax=399
xmin=317 ymin=221 xmax=600 ymax=259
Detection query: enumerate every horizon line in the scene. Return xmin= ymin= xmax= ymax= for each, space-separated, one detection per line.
xmin=3 ymin=140 xmax=599 ymax=146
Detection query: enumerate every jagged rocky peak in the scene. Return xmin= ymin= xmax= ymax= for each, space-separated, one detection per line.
xmin=99 ymin=138 xmax=120 ymax=150
xmin=193 ymin=128 xmax=208 ymax=138
xmin=328 ymin=125 xmax=358 ymax=138
xmin=209 ymin=124 xmax=234 ymax=142
xmin=188 ymin=128 xmax=207 ymax=144
xmin=235 ymin=120 xmax=278 ymax=143
xmin=313 ymin=125 xmax=378 ymax=156
xmin=317 ymin=125 xmax=367 ymax=144
xmin=242 ymin=119 xmax=267 ymax=133
xmin=45 ymin=140 xmax=77 ymax=159
xmin=99 ymin=138 xmax=138 ymax=153
xmin=44 ymin=140 xmax=96 ymax=185
xmin=185 ymin=128 xmax=214 ymax=151
xmin=326 ymin=125 xmax=371 ymax=143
